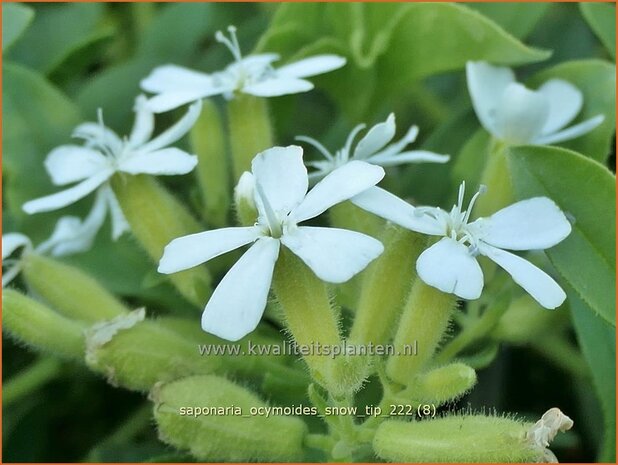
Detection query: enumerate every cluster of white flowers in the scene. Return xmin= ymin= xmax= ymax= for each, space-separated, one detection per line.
xmin=13 ymin=24 xmax=604 ymax=342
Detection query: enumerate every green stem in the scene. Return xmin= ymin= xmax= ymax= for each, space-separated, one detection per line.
xmin=386 ymin=280 xmax=457 ymax=386
xmin=3 ymin=357 xmax=62 ymax=407
xmin=474 ymin=139 xmax=512 ymax=218
xmin=227 ymin=94 xmax=274 ymax=180
xmin=190 ymin=99 xmax=231 ymax=227
xmin=272 ymin=248 xmax=342 ymax=395
xmin=434 ymin=295 xmax=510 ymax=365
xmin=84 ymin=404 xmax=152 ymax=461
xmin=131 ymin=3 xmax=155 ymax=38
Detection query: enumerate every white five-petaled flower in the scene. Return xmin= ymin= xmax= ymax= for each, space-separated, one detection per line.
xmin=2 ymin=197 xmax=107 ymax=287
xmin=298 ymin=113 xmax=450 ymax=181
xmin=352 ymin=182 xmax=572 ymax=309
xmin=140 ymin=25 xmax=347 ymax=113
xmin=158 ymin=145 xmax=385 ymax=341
xmin=22 ymin=96 xmax=201 ymax=240
xmin=466 ymin=61 xmax=604 ymax=145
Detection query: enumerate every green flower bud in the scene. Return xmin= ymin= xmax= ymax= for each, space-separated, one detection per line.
xmin=374 ymin=414 xmax=539 ymax=462
xmin=85 ymin=310 xmax=221 ymax=391
xmin=111 ymin=174 xmax=212 ymax=307
xmin=409 ymin=363 xmax=477 ymax=406
xmin=387 ymin=280 xmax=457 ymax=386
xmin=233 ymin=171 xmax=258 ymax=226
xmin=272 ymin=248 xmax=343 ymax=396
xmin=227 ymin=94 xmax=274 ymax=180
xmin=190 ymin=98 xmax=231 ymax=227
xmin=22 ymin=253 xmax=129 ymax=322
xmin=153 ymin=375 xmax=307 ymax=461
xmin=3 ymin=289 xmax=85 ymax=360
xmin=350 ymin=226 xmax=426 ymax=346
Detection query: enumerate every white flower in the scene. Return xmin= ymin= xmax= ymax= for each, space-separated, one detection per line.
xmin=298 ymin=113 xmax=450 ymax=181
xmin=352 ymin=182 xmax=571 ymax=309
xmin=22 ymin=96 xmax=201 ymax=240
xmin=158 ymin=145 xmax=385 ymax=341
xmin=2 ymin=193 xmax=108 ymax=287
xmin=141 ymin=25 xmax=347 ymax=113
xmin=466 ymin=61 xmax=604 ymax=145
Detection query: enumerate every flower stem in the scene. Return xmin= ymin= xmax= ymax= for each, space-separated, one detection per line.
xmin=3 ymin=357 xmax=62 ymax=407
xmin=474 ymin=139 xmax=512 ymax=217
xmin=227 ymin=94 xmax=274 ymax=181
xmin=190 ymin=99 xmax=231 ymax=227
xmin=272 ymin=248 xmax=343 ymax=395
xmin=386 ymin=280 xmax=457 ymax=386
xmin=111 ymin=174 xmax=212 ymax=307
xmin=433 ymin=295 xmax=510 ymax=365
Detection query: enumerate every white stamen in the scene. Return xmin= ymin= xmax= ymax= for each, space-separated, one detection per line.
xmin=295 ymin=136 xmax=334 ymax=161
xmin=215 ymin=25 xmax=242 ymax=62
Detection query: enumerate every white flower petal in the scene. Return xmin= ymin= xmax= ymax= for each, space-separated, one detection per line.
xmin=22 ymin=170 xmax=113 ymax=214
xmin=141 ymin=65 xmax=214 ymax=93
xmin=494 ymin=83 xmax=550 ymax=144
xmin=416 ymin=237 xmax=484 ymax=300
xmin=368 ymin=150 xmax=450 ymax=167
xmin=537 ymin=79 xmax=583 ymax=135
xmin=478 ymin=197 xmax=571 ymax=251
xmin=353 ymin=113 xmax=396 ymax=160
xmin=118 ymin=148 xmax=197 ymax=176
xmin=72 ymin=123 xmax=123 ymax=153
xmin=140 ymin=100 xmax=203 ymax=152
xmin=277 ymin=55 xmax=346 ymax=78
xmin=145 ymin=89 xmax=219 ymax=114
xmin=102 ymin=187 xmax=130 ymax=240
xmin=243 ymin=77 xmax=314 ymax=97
xmin=44 ymin=145 xmax=109 ymax=185
xmin=533 ymin=115 xmax=605 ymax=145
xmin=291 ymin=160 xmax=385 ymax=223
xmin=2 ymin=233 xmax=31 ymax=259
xmin=37 ymin=187 xmax=109 ymax=255
xmin=251 ymin=146 xmax=308 ymax=215
xmin=351 ymin=187 xmax=444 ymax=235
xmin=128 ymin=95 xmax=155 ymax=147
xmin=480 ymin=243 xmax=566 ymax=309
xmin=158 ymin=226 xmax=261 ymax=274
xmin=466 ymin=61 xmax=515 ymax=135
xmin=281 ymin=226 xmax=383 ymax=283
xmin=201 ymin=237 xmax=280 ymax=341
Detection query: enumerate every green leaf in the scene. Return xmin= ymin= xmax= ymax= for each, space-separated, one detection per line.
xmin=465 ymin=3 xmax=551 ymax=39
xmin=2 ymin=3 xmax=34 ymax=52
xmin=579 ymin=3 xmax=616 ymax=59
xmin=529 ymin=60 xmax=616 ymax=163
xmin=569 ymin=289 xmax=616 ymax=462
xmin=6 ymin=4 xmax=110 ymax=74
xmin=259 ymin=3 xmax=550 ymax=119
xmin=508 ymin=145 xmax=616 ymax=326
xmin=3 ymin=61 xmax=81 ymax=242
